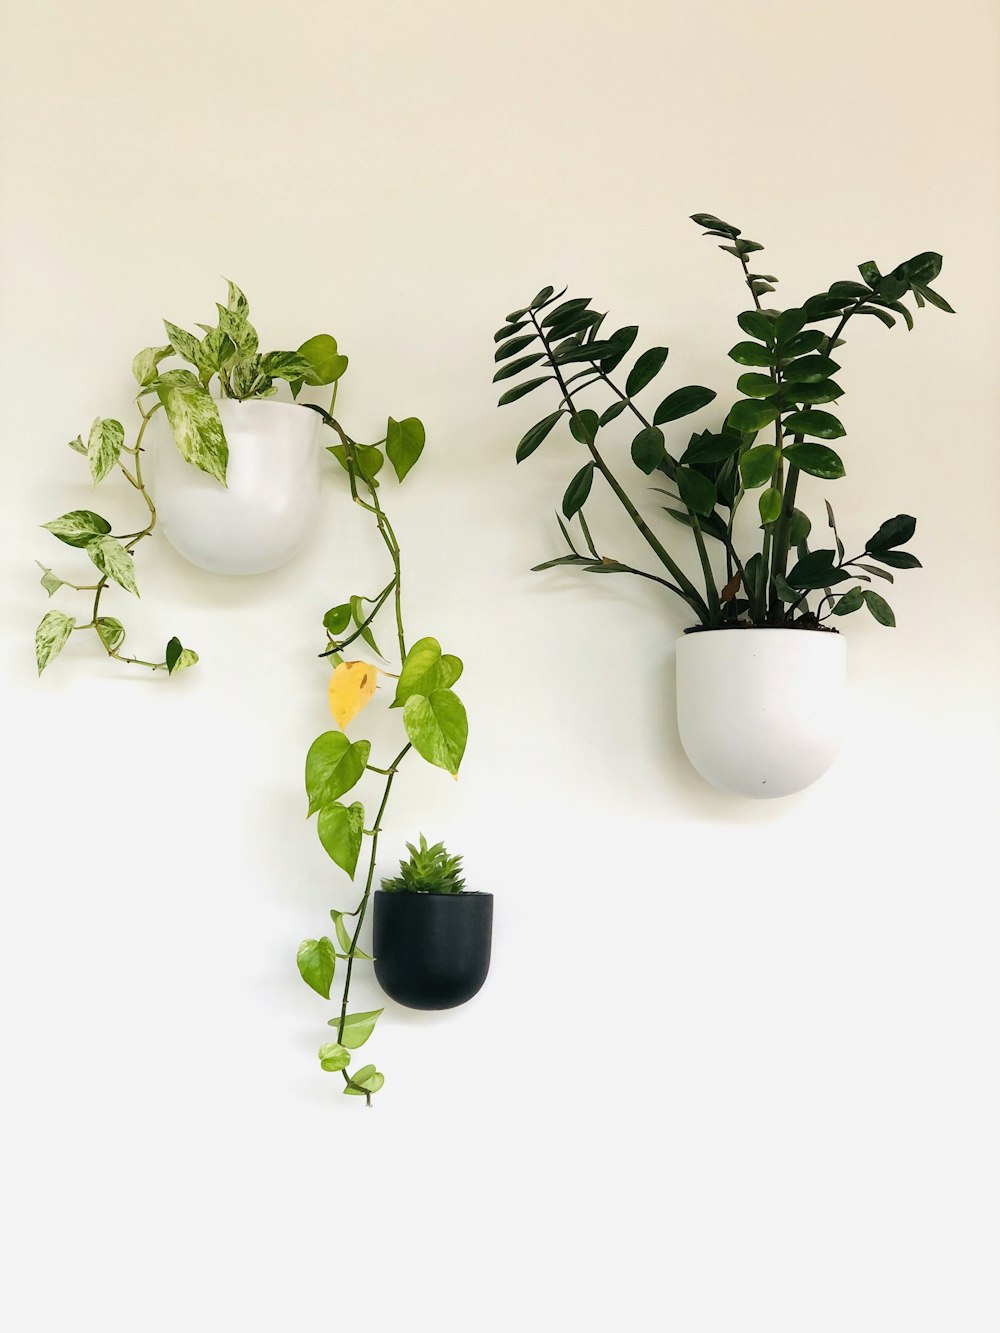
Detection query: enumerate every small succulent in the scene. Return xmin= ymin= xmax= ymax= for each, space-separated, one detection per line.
xmin=381 ymin=836 xmax=466 ymax=895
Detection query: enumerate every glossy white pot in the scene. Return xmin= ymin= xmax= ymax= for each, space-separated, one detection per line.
xmin=675 ymin=628 xmax=846 ymax=798
xmin=151 ymin=399 xmax=321 ymax=574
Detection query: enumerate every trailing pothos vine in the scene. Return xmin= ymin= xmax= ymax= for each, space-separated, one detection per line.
xmin=34 ymin=401 xmax=198 ymax=676
xmin=494 ymin=212 xmax=952 ymax=630
xmin=296 ymin=390 xmax=468 ymax=1105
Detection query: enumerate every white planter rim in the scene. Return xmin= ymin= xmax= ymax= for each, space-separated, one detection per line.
xmin=674 ymin=626 xmax=847 ymax=798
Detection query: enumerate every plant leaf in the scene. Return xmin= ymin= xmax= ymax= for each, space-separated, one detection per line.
xmin=132 ymin=344 xmax=173 ymax=387
xmin=163 ymin=320 xmax=203 ymax=368
xmin=782 ymin=443 xmax=845 ymax=479
xmin=317 ymin=801 xmax=365 ymax=878
xmin=516 ymin=411 xmax=564 ymax=463
xmin=599 ymin=325 xmax=639 ymax=372
xmin=257 ymin=350 xmax=316 ymax=384
xmin=156 ymin=370 xmax=228 ymax=484
xmin=92 ymin=616 xmax=125 ymax=651
xmin=630 ymin=426 xmax=666 ymax=474
xmin=789 ymin=508 xmax=812 ymax=544
xmin=831 ymin=586 xmax=865 ymax=616
xmin=782 ymin=355 xmax=840 ymax=384
xmin=737 ymin=311 xmax=775 ymax=343
xmin=728 ymin=341 xmax=773 ymax=367
xmin=86 ymin=417 xmax=125 ymax=485
xmin=739 ymin=444 xmax=780 ymax=489
xmin=348 ymin=594 xmax=383 ymax=656
xmin=306 ymin=730 xmax=372 ymax=813
xmin=780 ymin=330 xmax=826 ymax=358
xmin=758 ymin=486 xmax=782 ymax=524
xmin=625 ymin=347 xmax=669 ymax=397
xmin=736 ymin=372 xmax=779 ymax=399
xmin=497 ymin=377 xmax=551 ymax=406
xmin=653 ymin=385 xmax=717 ymax=424
xmin=329 ymin=1009 xmax=384 ymax=1049
xmin=42 ymin=510 xmax=111 ymax=548
xmin=787 ymin=549 xmax=850 ymax=590
xmin=343 ymin=1064 xmax=384 ymax=1096
xmin=35 ymin=610 xmax=75 ymax=674
xmin=865 ymin=514 xmax=916 ymax=552
xmin=36 ymin=563 xmax=64 ymax=597
xmin=393 ymin=637 xmax=462 ymax=708
xmin=326 ymin=660 xmax=379 ymax=731
xmin=297 ymin=937 xmax=336 ymax=999
xmin=318 ymin=1042 xmax=351 ymax=1072
xmin=726 ymin=399 xmax=779 ymax=433
xmin=867 ymin=549 xmax=922 ymax=569
xmin=569 ymin=410 xmax=599 ymax=445
xmin=676 ymin=467 xmax=717 ymax=516
xmin=385 ymin=417 xmax=426 ymax=482
xmin=87 ymin=536 xmax=139 ymax=595
xmin=493 ymin=352 xmax=545 ymax=382
xmin=864 ymin=589 xmax=896 ymax=626
xmin=681 ymin=430 xmax=742 ymax=465
xmin=562 ymin=462 xmax=595 ymax=518
xmin=403 ymin=687 xmax=468 ymax=776
xmin=297 ymin=334 xmax=349 ymax=385
xmin=323 ymin=604 xmax=352 ymax=635
xmin=782 ymin=410 xmax=845 ymax=440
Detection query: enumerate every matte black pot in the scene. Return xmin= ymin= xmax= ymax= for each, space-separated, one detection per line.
xmin=373 ymin=890 xmax=493 ymax=1011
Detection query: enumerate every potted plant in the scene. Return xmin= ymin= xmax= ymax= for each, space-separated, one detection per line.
xmin=494 ymin=211 xmax=952 ymax=797
xmin=140 ymin=280 xmax=344 ymax=574
xmin=295 ymin=391 xmax=479 ymax=1103
xmin=33 ymin=282 xmax=344 ymax=675
xmin=373 ymin=837 xmax=493 ymax=1010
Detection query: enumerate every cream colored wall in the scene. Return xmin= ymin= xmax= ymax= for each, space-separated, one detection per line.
xmin=2 ymin=2 xmax=998 ymax=1329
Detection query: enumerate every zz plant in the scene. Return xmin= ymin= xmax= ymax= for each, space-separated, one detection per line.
xmin=34 ymin=281 xmax=341 ymax=676
xmin=296 ymin=392 xmax=468 ymax=1105
xmin=494 ymin=212 xmax=952 ymax=630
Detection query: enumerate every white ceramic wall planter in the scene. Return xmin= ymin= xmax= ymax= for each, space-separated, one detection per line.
xmin=675 ymin=629 xmax=846 ymax=798
xmin=150 ymin=399 xmax=322 ymax=574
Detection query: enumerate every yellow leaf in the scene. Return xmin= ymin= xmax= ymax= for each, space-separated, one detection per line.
xmin=329 ymin=660 xmax=379 ymax=729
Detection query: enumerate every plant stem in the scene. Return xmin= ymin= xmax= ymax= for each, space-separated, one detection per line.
xmin=320 ymin=579 xmax=397 ymax=657
xmin=334 ymin=744 xmax=411 ymax=1106
xmin=82 ymin=404 xmax=169 ymax=668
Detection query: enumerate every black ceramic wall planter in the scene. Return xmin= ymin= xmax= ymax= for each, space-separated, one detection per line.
xmin=373 ymin=891 xmax=493 ymax=1011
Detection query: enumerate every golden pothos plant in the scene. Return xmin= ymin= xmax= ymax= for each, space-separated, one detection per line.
xmin=295 ymin=395 xmax=469 ymax=1105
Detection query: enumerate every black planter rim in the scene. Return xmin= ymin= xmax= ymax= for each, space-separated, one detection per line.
xmin=375 ymin=888 xmax=493 ymax=900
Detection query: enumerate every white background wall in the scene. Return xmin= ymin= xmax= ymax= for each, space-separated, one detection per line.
xmin=2 ymin=2 xmax=998 ymax=1329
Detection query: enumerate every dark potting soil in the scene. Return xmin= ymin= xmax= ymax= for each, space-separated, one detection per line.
xmin=683 ymin=616 xmax=840 ymax=634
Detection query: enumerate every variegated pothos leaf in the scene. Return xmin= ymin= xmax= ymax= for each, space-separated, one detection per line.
xmin=87 ymin=536 xmax=139 ymax=596
xmin=87 ymin=416 xmax=125 ymax=484
xmin=35 ymin=610 xmax=76 ymax=674
xmin=155 ymin=369 xmax=228 ymax=484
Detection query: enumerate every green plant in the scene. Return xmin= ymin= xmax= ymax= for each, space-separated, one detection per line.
xmin=494 ymin=212 xmax=952 ymax=631
xmin=381 ymin=836 xmax=466 ymax=894
xmin=34 ymin=281 xmax=342 ymax=676
xmin=296 ymin=383 xmax=469 ymax=1105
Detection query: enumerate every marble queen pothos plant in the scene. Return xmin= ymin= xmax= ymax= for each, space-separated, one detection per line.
xmin=295 ymin=395 xmax=468 ymax=1105
xmin=494 ymin=212 xmax=952 ymax=628
xmin=34 ymin=281 xmax=341 ymax=675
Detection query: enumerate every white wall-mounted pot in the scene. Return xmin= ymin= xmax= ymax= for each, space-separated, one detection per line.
xmin=150 ymin=399 xmax=321 ymax=575
xmin=675 ymin=628 xmax=846 ymax=798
